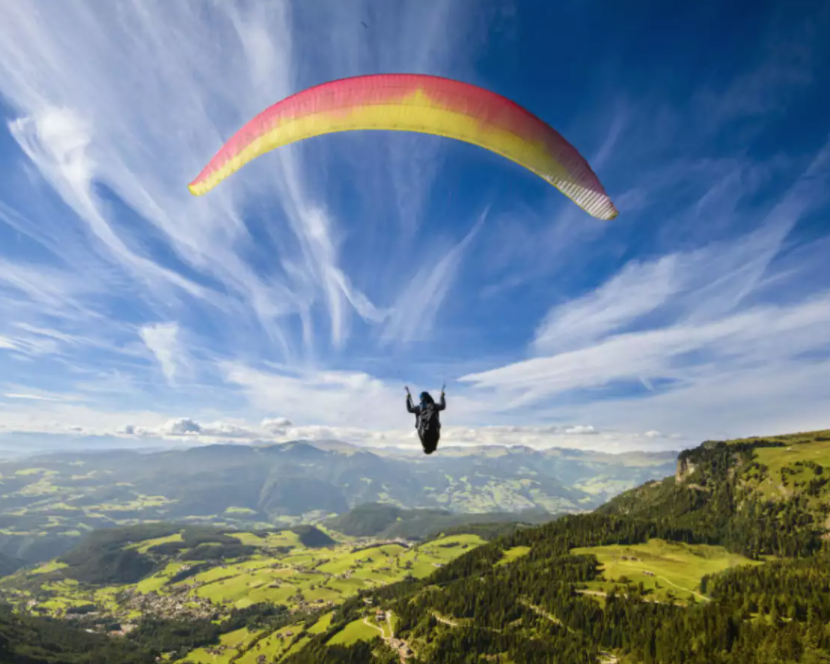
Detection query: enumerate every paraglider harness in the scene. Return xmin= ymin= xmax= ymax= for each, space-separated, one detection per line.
xmin=406 ymin=387 xmax=444 ymax=455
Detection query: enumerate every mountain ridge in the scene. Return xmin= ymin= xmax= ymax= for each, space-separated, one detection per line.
xmin=0 ymin=440 xmax=676 ymax=564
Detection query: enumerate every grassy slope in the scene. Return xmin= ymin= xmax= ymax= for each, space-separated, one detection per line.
xmin=599 ymin=428 xmax=830 ymax=534
xmin=494 ymin=545 xmax=531 ymax=567
xmin=233 ymin=625 xmax=298 ymax=664
xmin=572 ymin=538 xmax=763 ymax=604
xmin=326 ymin=617 xmax=380 ymax=646
xmin=176 ymin=627 xmax=263 ymax=664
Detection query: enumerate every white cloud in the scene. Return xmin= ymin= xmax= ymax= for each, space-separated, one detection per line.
xmin=115 ymin=418 xmax=261 ymax=440
xmin=435 ymin=425 xmax=676 ymax=453
xmin=200 ymin=421 xmax=259 ymax=439
xmin=381 ymin=208 xmax=487 ymax=345
xmin=0 ymin=257 xmax=92 ymax=311
xmin=0 ymin=337 xmax=18 ymax=350
xmin=262 ymin=417 xmax=293 ymax=435
xmin=139 ymin=323 xmax=187 ymax=385
xmin=104 ymin=418 xmax=669 ymax=454
xmin=9 ymin=108 xmax=208 ymax=301
xmin=4 ymin=393 xmax=66 ymax=402
xmin=532 ymin=255 xmax=679 ymax=355
xmin=13 ymin=106 xmax=94 ymax=193
xmin=462 ymin=290 xmax=830 ymax=411
xmin=0 ymin=401 xmax=170 ymax=439
xmin=221 ymin=361 xmax=403 ymax=430
xmin=0 ymin=2 xmax=351 ymax=367
xmin=531 ymin=166 xmax=817 ymax=358
xmin=160 ymin=418 xmax=202 ymax=436
xmin=564 ymin=425 xmax=598 ymax=435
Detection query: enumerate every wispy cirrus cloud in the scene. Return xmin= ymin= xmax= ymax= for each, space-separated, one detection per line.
xmin=381 ymin=208 xmax=487 ymax=345
xmin=460 ymin=136 xmax=830 ymax=438
xmin=139 ymin=322 xmax=188 ymax=386
xmin=220 ymin=361 xmax=402 ymax=430
xmin=2 ymin=390 xmax=77 ymax=402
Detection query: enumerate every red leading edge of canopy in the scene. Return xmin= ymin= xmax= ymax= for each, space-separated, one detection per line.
xmin=189 ymin=74 xmax=602 ymax=192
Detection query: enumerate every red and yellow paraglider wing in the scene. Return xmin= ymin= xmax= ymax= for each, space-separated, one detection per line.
xmin=189 ymin=74 xmax=617 ymax=221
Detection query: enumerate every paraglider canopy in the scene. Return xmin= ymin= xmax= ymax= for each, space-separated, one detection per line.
xmin=189 ymin=74 xmax=618 ymax=220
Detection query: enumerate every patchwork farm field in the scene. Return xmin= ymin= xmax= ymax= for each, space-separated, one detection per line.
xmin=0 ymin=526 xmax=485 ymax=663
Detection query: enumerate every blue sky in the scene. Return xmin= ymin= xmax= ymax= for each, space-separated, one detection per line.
xmin=0 ymin=0 xmax=828 ymax=454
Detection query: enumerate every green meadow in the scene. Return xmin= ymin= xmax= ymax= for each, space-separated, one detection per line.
xmin=752 ymin=439 xmax=830 ymax=499
xmin=326 ymin=617 xmax=381 ymax=646
xmin=572 ymin=538 xmax=763 ymax=604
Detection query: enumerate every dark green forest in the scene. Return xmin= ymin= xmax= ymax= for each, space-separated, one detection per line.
xmin=0 ymin=552 xmax=24 ymax=578
xmin=324 ymin=502 xmax=557 ymax=540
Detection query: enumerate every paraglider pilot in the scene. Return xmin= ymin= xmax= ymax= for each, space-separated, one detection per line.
xmin=406 ymin=386 xmax=446 ymax=455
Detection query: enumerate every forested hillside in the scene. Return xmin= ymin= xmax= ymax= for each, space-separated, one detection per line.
xmin=0 ymin=602 xmax=154 ymax=664
xmin=325 ymin=502 xmax=557 ymax=540
xmin=599 ymin=429 xmax=830 ymax=558
xmin=0 ymin=552 xmax=24 ymax=578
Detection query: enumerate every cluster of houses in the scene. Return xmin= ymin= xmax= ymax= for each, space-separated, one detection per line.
xmin=289 ymin=597 xmax=336 ymax=614
xmin=107 ymin=623 xmax=137 ymax=637
xmin=389 ymin=637 xmax=414 ymax=659
xmin=122 ymin=587 xmax=217 ymax=621
xmin=373 ymin=609 xmax=414 ymax=660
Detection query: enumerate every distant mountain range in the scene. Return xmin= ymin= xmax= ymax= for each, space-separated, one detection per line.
xmin=0 ymin=439 xmax=677 ymax=564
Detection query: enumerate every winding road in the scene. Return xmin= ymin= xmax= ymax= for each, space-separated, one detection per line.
xmin=432 ymin=612 xmax=458 ymax=627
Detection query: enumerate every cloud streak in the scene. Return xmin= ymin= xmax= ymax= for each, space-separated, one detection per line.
xmin=140 ymin=323 xmax=187 ymax=385
xmin=381 ymin=208 xmax=487 ymax=345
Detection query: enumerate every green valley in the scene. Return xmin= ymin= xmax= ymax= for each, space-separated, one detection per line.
xmin=0 ymin=525 xmax=484 ymax=621
xmin=0 ymin=520 xmax=487 ymax=663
